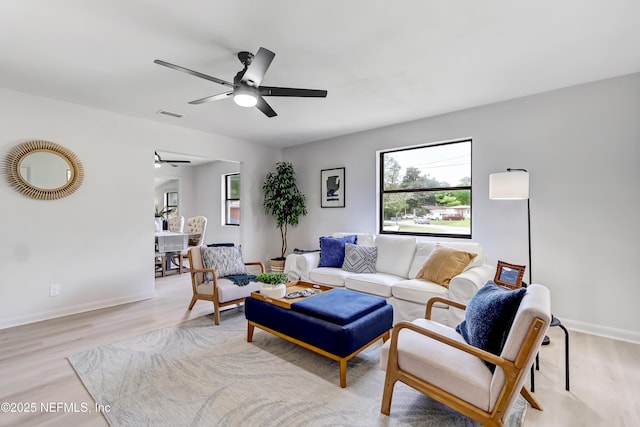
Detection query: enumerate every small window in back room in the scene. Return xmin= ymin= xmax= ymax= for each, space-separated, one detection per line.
xmin=224 ymin=173 xmax=240 ymax=225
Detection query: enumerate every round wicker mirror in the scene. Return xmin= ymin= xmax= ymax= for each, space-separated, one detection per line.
xmin=3 ymin=140 xmax=84 ymax=200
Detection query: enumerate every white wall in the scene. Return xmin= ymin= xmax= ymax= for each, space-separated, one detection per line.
xmin=193 ymin=160 xmax=241 ymax=246
xmin=0 ymin=88 xmax=281 ymax=329
xmin=284 ymin=73 xmax=640 ymax=343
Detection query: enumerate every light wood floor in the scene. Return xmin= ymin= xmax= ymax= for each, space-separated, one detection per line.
xmin=1 ymin=274 xmax=638 ymax=427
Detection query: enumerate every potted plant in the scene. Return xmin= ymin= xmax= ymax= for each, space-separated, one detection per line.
xmin=154 ymin=205 xmax=175 ymax=231
xmin=262 ymin=162 xmax=307 ymax=271
xmin=256 ymin=272 xmax=288 ymax=299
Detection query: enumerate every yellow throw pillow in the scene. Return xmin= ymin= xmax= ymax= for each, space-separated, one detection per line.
xmin=416 ymin=244 xmax=478 ymax=288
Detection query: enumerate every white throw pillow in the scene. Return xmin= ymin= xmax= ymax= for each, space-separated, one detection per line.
xmin=332 ymin=232 xmax=376 ymax=247
xmin=374 ymin=235 xmax=416 ymax=278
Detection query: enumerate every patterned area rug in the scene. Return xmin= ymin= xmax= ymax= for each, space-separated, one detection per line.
xmin=68 ymin=309 xmax=526 ymax=427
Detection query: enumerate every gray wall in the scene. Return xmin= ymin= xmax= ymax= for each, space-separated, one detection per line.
xmin=284 ymin=72 xmax=640 ymax=342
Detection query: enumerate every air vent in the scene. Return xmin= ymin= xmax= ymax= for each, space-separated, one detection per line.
xmin=157 ymin=110 xmax=183 ymax=118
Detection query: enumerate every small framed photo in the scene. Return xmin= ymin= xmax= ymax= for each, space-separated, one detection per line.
xmin=494 ymin=260 xmax=526 ymax=289
xmin=321 ymin=167 xmax=345 ymax=208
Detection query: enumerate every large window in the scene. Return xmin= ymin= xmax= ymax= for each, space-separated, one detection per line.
xmin=224 ymin=173 xmax=240 ymax=226
xmin=379 ymin=139 xmax=472 ymax=238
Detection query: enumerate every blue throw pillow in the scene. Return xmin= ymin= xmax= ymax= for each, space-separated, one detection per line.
xmin=318 ymin=235 xmax=357 ymax=268
xmin=455 ymin=281 xmax=526 ymax=372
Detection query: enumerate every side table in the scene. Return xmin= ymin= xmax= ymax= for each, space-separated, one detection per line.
xmin=530 ymin=314 xmax=570 ymax=392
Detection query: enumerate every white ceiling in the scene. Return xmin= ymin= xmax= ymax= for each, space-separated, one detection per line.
xmin=1 ymin=1 xmax=639 ymax=148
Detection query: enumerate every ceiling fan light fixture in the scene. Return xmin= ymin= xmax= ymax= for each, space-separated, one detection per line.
xmin=233 ymin=86 xmax=258 ymax=107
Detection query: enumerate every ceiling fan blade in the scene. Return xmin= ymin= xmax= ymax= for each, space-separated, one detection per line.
xmin=153 ymin=59 xmax=235 ymax=88
xmin=189 ymin=92 xmax=233 ymax=104
xmin=255 ymin=96 xmax=277 ymax=117
xmin=260 ymin=86 xmax=327 ymax=98
xmin=241 ymin=47 xmax=275 ymax=87
xmin=162 ymin=160 xmax=191 ymax=164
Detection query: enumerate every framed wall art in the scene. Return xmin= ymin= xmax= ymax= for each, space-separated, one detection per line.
xmin=321 ymin=167 xmax=345 ymax=208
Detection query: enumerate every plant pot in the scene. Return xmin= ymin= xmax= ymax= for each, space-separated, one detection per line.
xmin=260 ymin=283 xmax=286 ymax=299
xmin=270 ymin=258 xmax=286 ymax=272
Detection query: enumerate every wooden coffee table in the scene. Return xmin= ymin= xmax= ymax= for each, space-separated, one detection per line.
xmin=246 ymin=281 xmax=392 ymax=387
xmin=249 ymin=280 xmax=333 ymax=308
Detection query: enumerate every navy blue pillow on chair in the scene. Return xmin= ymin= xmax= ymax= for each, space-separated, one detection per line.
xmin=318 ymin=235 xmax=357 ymax=267
xmin=456 ymin=281 xmax=527 ymax=372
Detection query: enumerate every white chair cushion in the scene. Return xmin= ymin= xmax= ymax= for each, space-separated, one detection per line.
xmin=309 ymin=267 xmax=350 ymax=287
xmin=392 ymin=278 xmax=449 ymax=307
xmin=344 ymin=272 xmax=402 ymax=298
xmin=196 ymin=279 xmax=263 ymax=303
xmin=380 ymin=318 xmax=493 ymax=411
xmin=375 ymin=235 xmax=416 ymax=277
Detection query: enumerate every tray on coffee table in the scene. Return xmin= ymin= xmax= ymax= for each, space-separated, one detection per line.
xmin=250 ymin=280 xmax=333 ymax=309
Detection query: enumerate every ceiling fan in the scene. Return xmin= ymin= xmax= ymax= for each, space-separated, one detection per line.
xmin=154 ymin=151 xmax=191 ymax=168
xmin=154 ymin=47 xmax=327 ymax=117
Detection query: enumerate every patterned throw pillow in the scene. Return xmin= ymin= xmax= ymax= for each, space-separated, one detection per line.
xmin=342 ymin=243 xmax=377 ymax=273
xmin=318 ymin=235 xmax=357 ymax=267
xmin=456 ymin=281 xmax=527 ymax=372
xmin=201 ymin=246 xmax=248 ymax=282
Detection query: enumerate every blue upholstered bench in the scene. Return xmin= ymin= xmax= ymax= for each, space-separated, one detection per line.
xmin=245 ymin=288 xmax=393 ymax=387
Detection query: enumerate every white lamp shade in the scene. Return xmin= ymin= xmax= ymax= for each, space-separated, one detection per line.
xmin=489 ymin=170 xmax=529 ymax=199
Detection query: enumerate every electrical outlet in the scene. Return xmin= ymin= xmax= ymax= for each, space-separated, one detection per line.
xmin=49 ymin=284 xmax=61 ymax=297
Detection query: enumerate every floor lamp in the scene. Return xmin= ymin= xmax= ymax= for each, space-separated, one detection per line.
xmin=489 ymin=168 xmax=570 ymax=391
xmin=489 ymin=168 xmax=532 ymax=284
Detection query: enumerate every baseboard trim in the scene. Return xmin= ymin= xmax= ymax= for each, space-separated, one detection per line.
xmin=0 ymin=291 xmax=158 ymax=330
xmin=561 ymin=318 xmax=640 ymax=344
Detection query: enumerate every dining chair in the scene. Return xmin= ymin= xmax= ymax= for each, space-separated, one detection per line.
xmin=168 ymin=215 xmax=185 ymax=233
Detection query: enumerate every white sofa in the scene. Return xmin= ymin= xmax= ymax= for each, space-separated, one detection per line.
xmin=288 ymin=233 xmax=495 ymax=326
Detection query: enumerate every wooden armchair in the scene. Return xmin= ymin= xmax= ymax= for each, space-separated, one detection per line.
xmin=187 ymin=245 xmax=265 ymax=325
xmin=177 ymin=216 xmax=207 ymax=274
xmin=380 ymin=284 xmax=551 ymax=427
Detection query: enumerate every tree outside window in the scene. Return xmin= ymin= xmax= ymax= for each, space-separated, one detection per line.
xmin=379 ymin=139 xmax=471 ymax=238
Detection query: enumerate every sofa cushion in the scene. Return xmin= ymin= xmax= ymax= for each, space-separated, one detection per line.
xmin=318 ymin=235 xmax=357 ymax=267
xmin=344 ymin=272 xmax=401 ymax=298
xmin=309 ymin=267 xmax=350 ymax=287
xmin=408 ymin=241 xmax=484 ymax=278
xmin=201 ymin=246 xmax=248 ymax=282
xmin=342 ymin=243 xmax=377 ymax=273
xmin=392 ymin=278 xmax=450 ymax=307
xmin=415 ymin=244 xmax=477 ymax=288
xmin=375 ymin=235 xmax=416 ymax=277
xmin=456 ymin=281 xmax=526 ymax=372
